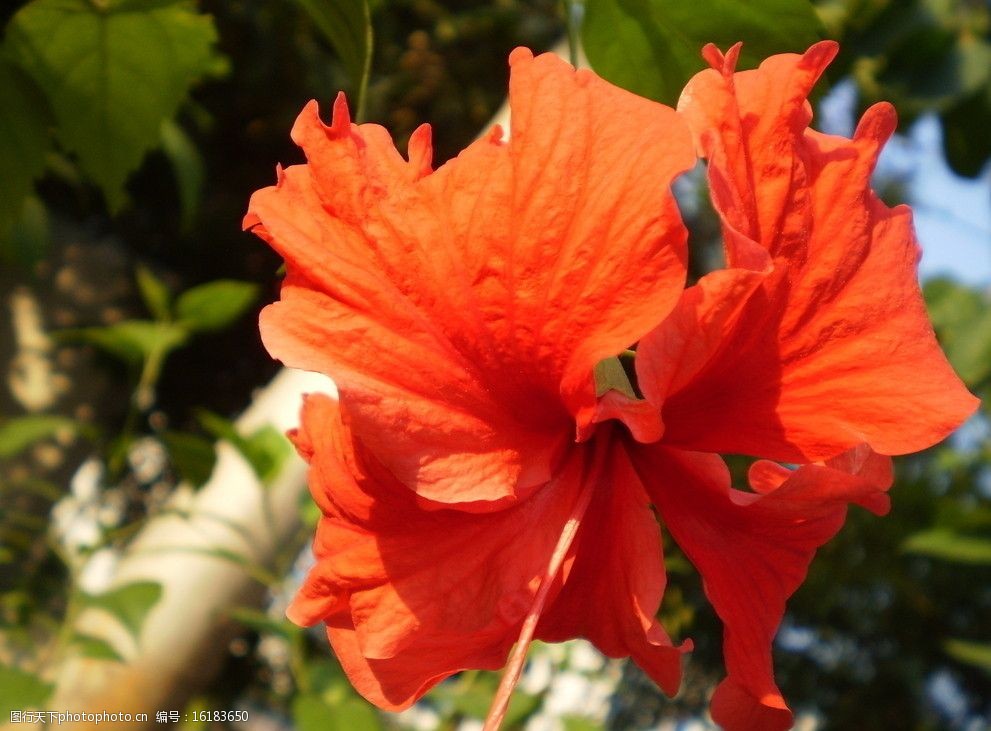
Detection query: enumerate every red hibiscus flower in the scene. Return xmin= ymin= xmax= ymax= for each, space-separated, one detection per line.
xmin=244 ymin=43 xmax=977 ymax=731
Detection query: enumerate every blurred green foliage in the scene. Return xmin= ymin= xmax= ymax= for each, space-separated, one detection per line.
xmin=822 ymin=0 xmax=991 ymax=177
xmin=584 ymin=0 xmax=991 ymax=177
xmin=0 ymin=0 xmax=989 ymax=729
xmin=582 ymin=0 xmax=822 ymax=104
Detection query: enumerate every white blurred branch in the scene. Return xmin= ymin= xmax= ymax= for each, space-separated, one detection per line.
xmin=42 ymin=368 xmax=332 ymax=730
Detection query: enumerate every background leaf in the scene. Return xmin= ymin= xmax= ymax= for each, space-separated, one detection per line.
xmin=71 ymin=632 xmax=126 ymax=662
xmin=196 ymin=411 xmax=290 ymax=484
xmin=941 ymin=88 xmax=991 ymax=178
xmin=175 ymin=280 xmax=259 ymax=333
xmin=5 ymin=0 xmax=220 ymax=211
xmin=944 ymin=639 xmax=991 ymax=675
xmin=0 ymin=664 xmax=53 ymax=713
xmin=0 ymin=58 xmax=51 ymax=238
xmin=57 ymin=320 xmax=190 ymax=366
xmin=292 ymin=694 xmax=382 ymax=731
xmin=0 ymin=195 xmax=50 ymax=267
xmin=135 ymin=264 xmax=173 ymax=321
xmin=160 ymin=118 xmax=205 ymax=231
xmin=924 ymin=277 xmax=991 ymax=387
xmin=227 ymin=607 xmax=300 ymax=640
xmin=294 ymin=0 xmax=371 ymax=92
xmin=0 ymin=415 xmax=90 ymax=459
xmin=828 ymin=0 xmax=991 ymax=176
xmin=582 ymin=0 xmax=822 ymax=104
xmin=81 ymin=581 xmax=164 ymax=641
xmin=161 ymin=431 xmax=216 ymax=488
xmin=903 ymin=529 xmax=991 ymax=565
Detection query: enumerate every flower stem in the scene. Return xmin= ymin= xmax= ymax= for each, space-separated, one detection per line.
xmin=355 ymin=0 xmax=373 ymax=124
xmin=563 ymin=0 xmax=581 ymax=68
xmin=482 ymin=451 xmax=599 ymax=731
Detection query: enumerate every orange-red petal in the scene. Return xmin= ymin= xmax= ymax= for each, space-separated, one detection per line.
xmin=536 ymin=429 xmax=686 ymax=695
xmin=646 ymin=42 xmax=978 ymax=462
xmin=287 ymin=393 xmax=600 ymax=709
xmin=246 ymin=50 xmax=693 ymax=505
xmin=634 ymin=444 xmax=892 ymax=731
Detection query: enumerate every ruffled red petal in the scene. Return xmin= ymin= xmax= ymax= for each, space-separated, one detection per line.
xmin=642 ymin=42 xmax=978 ymax=461
xmin=246 ymin=49 xmax=693 ymax=506
xmin=287 ymin=393 xmax=601 ymax=709
xmin=634 ymin=443 xmax=892 ymax=731
xmin=536 ymin=428 xmax=687 ymax=695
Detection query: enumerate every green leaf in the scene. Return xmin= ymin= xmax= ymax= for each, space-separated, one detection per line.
xmin=227 ymin=606 xmax=300 ymax=639
xmin=161 ymin=431 xmax=216 ymax=488
xmin=1 ymin=477 xmax=63 ymax=502
xmin=582 ymin=0 xmax=822 ymax=104
xmin=175 ymin=280 xmax=259 ymax=333
xmin=503 ymin=689 xmax=543 ymax=727
xmin=924 ymin=278 xmax=991 ymax=386
xmin=71 ymin=632 xmax=125 ymax=662
xmin=300 ymin=494 xmax=322 ymax=528
xmin=429 ymin=674 xmax=540 ymax=724
xmin=5 ymin=0 xmax=220 ymax=211
xmin=308 ymin=658 xmax=351 ymax=698
xmin=925 ymin=277 xmax=984 ymax=329
xmin=241 ymin=425 xmax=292 ymax=483
xmin=160 ymin=118 xmax=205 ymax=230
xmin=874 ymin=25 xmax=991 ymax=107
xmin=941 ymin=87 xmax=991 ymax=178
xmin=562 ymin=717 xmax=603 ymax=731
xmin=81 ymin=581 xmax=163 ymax=640
xmin=0 ymin=664 xmax=53 ymax=713
xmin=0 ymin=195 xmax=50 ymax=268
xmin=903 ymin=529 xmax=991 ymax=565
xmin=593 ymin=356 xmax=636 ymax=399
xmin=57 ymin=320 xmax=189 ymax=366
xmin=178 ymin=697 xmax=211 ymax=731
xmin=292 ymin=695 xmax=334 ymax=731
xmin=0 ymin=415 xmax=89 ymax=459
xmin=295 ymin=0 xmax=372 ymax=96
xmin=197 ymin=411 xmax=290 ymax=483
xmin=945 ymin=639 xmax=991 ymax=675
xmin=0 ymin=58 xmax=51 ymax=238
xmin=292 ymin=694 xmax=382 ymax=731
xmin=135 ymin=264 xmax=173 ymax=321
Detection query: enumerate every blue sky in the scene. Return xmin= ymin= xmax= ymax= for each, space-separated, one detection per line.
xmin=821 ymin=80 xmax=991 ymax=287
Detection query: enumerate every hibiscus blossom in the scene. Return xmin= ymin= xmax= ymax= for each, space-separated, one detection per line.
xmin=244 ymin=42 xmax=977 ymax=731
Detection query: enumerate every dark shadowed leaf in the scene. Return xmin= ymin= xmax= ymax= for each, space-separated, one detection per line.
xmin=941 ymin=88 xmax=991 ymax=178
xmin=295 ymin=0 xmax=371 ymax=91
xmin=1 ymin=195 xmax=50 ymax=268
xmin=136 ymin=264 xmax=173 ymax=321
xmin=160 ymin=118 xmax=205 ymax=230
xmin=0 ymin=59 xmax=51 ymax=238
xmin=161 ymin=431 xmax=216 ymax=488
xmin=582 ymin=0 xmax=822 ymax=104
xmin=5 ymin=0 xmax=219 ymax=211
